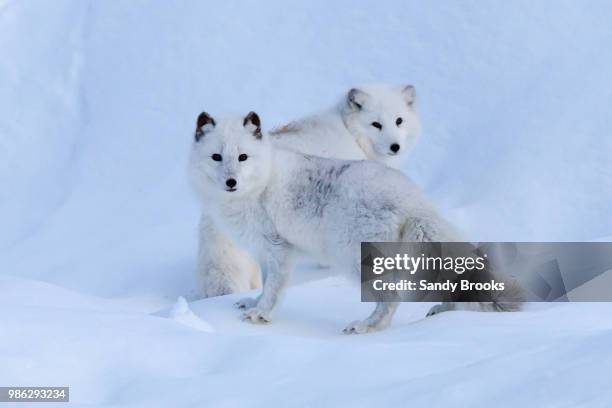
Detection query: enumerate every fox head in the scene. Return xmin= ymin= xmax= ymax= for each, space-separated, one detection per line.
xmin=189 ymin=111 xmax=272 ymax=199
xmin=342 ymin=84 xmax=421 ymax=163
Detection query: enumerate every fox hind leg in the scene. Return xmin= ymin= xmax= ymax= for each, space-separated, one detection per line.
xmin=343 ymin=302 xmax=400 ymax=334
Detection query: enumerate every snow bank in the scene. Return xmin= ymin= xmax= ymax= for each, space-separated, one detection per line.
xmin=2 ymin=275 xmax=611 ymax=407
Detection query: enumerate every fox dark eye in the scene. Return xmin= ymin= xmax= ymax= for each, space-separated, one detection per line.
xmin=371 ymin=122 xmax=382 ymax=130
xmin=238 ymin=153 xmax=248 ymax=162
xmin=396 ymin=117 xmax=403 ymax=126
xmin=211 ymin=153 xmax=222 ymax=161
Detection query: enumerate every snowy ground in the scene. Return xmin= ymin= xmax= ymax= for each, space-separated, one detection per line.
xmin=1 ymin=1 xmax=611 ymax=407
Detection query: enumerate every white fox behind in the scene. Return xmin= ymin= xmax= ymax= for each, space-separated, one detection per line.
xmin=270 ymin=83 xmax=421 ymax=167
xmin=189 ymin=112 xmax=522 ymax=333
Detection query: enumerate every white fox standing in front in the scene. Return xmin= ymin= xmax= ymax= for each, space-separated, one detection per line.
xmin=195 ymin=84 xmax=421 ymax=297
xmin=189 ymin=112 xmax=522 ymax=333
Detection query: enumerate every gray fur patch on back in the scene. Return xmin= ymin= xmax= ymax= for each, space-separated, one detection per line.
xmin=358 ymin=199 xmax=398 ymax=218
xmin=291 ymin=163 xmax=352 ymax=217
xmin=352 ymin=199 xmax=400 ymax=239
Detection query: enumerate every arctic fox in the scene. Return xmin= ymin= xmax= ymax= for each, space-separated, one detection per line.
xmin=196 ymin=84 xmax=420 ymax=297
xmin=189 ymin=112 xmax=522 ymax=333
xmin=270 ymin=83 xmax=421 ymax=168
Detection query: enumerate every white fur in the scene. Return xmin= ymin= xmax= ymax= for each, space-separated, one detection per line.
xmin=195 ymin=84 xmax=421 ymax=297
xmin=195 ymin=217 xmax=261 ymax=297
xmin=190 ymin=114 xmax=461 ymax=333
xmin=270 ymin=83 xmax=421 ymax=168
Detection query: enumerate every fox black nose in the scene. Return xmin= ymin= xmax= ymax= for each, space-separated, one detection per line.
xmin=226 ymin=178 xmax=237 ymax=188
xmin=390 ymin=143 xmax=400 ymax=153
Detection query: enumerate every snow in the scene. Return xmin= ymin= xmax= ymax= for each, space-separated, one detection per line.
xmin=156 ymin=296 xmax=214 ymax=333
xmin=1 ymin=1 xmax=611 ymax=406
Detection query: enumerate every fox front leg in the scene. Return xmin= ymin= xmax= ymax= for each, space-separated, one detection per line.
xmin=241 ymin=244 xmax=294 ymax=325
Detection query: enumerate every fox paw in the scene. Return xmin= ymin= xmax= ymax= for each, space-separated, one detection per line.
xmin=234 ymin=297 xmax=257 ymax=310
xmin=241 ymin=308 xmax=271 ymax=324
xmin=342 ymin=320 xmax=376 ymax=335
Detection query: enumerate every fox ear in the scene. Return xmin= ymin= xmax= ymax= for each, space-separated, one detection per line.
xmin=243 ymin=111 xmax=262 ymax=139
xmin=347 ymin=88 xmax=368 ymax=111
xmin=401 ymin=85 xmax=416 ymax=107
xmin=195 ymin=112 xmax=215 ymax=142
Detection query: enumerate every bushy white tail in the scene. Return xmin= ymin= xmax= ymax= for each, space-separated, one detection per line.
xmin=399 ymin=214 xmax=524 ymax=314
